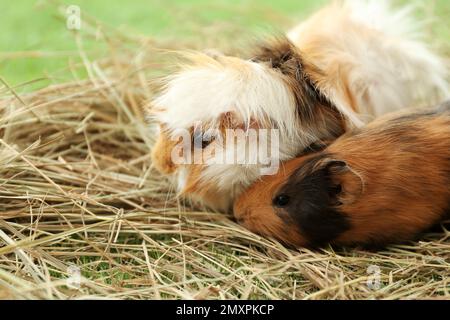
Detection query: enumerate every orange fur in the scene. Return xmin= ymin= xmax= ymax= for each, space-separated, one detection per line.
xmin=151 ymin=127 xmax=180 ymax=175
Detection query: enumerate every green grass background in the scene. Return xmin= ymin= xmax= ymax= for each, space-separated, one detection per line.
xmin=0 ymin=0 xmax=448 ymax=89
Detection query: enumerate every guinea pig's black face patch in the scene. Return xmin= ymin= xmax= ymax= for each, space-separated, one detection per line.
xmin=273 ymin=155 xmax=351 ymax=246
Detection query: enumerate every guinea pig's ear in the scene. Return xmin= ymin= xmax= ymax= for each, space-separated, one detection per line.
xmin=316 ymin=158 xmax=362 ymax=206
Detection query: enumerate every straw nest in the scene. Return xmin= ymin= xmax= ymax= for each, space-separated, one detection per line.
xmin=0 ymin=9 xmax=449 ymax=301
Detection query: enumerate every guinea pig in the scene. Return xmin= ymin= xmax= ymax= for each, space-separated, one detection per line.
xmin=150 ymin=0 xmax=448 ymax=212
xmin=233 ymin=102 xmax=450 ymax=248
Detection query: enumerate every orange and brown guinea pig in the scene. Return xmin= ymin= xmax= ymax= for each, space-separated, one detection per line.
xmin=233 ymin=102 xmax=450 ymax=248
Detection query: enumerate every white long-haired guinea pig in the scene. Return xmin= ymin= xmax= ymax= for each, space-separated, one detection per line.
xmin=234 ymin=102 xmax=450 ymax=248
xmin=150 ymin=0 xmax=449 ymax=212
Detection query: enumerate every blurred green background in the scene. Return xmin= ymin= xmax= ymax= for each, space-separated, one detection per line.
xmin=0 ymin=0 xmax=448 ymax=90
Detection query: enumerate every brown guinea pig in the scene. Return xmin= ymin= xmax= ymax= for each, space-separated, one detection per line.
xmin=233 ymin=102 xmax=450 ymax=248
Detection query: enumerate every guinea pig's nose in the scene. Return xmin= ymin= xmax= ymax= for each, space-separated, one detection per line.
xmin=236 ymin=217 xmax=245 ymax=224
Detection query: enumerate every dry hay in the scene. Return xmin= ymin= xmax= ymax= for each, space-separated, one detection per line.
xmin=0 ymin=3 xmax=449 ymax=300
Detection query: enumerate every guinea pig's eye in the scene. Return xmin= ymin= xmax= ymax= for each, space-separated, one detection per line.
xmin=193 ymin=131 xmax=213 ymax=149
xmin=273 ymin=194 xmax=290 ymax=208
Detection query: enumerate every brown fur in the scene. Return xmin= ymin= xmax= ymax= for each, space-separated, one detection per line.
xmin=234 ymin=104 xmax=450 ymax=248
